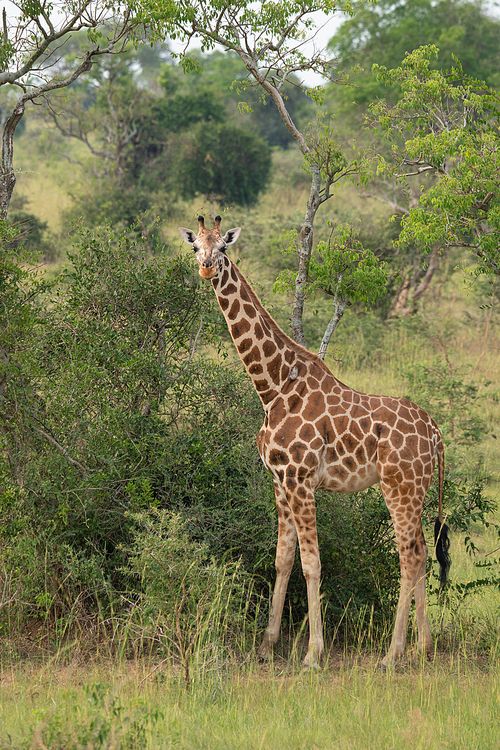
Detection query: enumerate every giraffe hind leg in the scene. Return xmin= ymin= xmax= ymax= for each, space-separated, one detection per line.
xmin=379 ymin=486 xmax=431 ymax=667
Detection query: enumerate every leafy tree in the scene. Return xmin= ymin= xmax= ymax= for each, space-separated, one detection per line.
xmin=327 ymin=0 xmax=500 ymax=115
xmin=369 ymin=46 xmax=500 ymax=280
xmin=44 ymin=49 xmax=272 ymax=221
xmin=141 ymin=0 xmax=375 ymax=350
xmin=0 ymin=1 xmax=151 ymax=218
xmin=275 ymin=223 xmax=388 ymax=358
xmin=177 ymin=122 xmax=271 ymax=207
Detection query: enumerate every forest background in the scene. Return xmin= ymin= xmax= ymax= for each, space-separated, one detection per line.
xmin=1 ymin=1 xmax=500 ymax=746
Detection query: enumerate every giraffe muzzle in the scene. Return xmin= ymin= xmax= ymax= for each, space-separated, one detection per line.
xmin=199 ymin=262 xmax=216 ymax=280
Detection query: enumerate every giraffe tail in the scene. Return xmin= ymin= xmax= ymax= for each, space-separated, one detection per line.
xmin=433 ymin=430 xmax=451 ymax=589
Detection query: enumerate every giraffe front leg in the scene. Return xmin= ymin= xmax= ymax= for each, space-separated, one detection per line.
xmin=258 ymin=484 xmax=297 ymax=661
xmin=290 ymin=484 xmax=324 ymax=670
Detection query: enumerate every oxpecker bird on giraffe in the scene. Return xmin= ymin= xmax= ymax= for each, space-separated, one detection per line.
xmin=179 ymin=215 xmax=451 ymax=669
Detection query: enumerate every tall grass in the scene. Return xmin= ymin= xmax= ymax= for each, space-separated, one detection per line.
xmin=2 ymin=639 xmax=500 ymax=749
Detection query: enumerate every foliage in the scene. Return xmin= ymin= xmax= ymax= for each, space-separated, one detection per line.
xmin=46 ymin=50 xmax=273 ymax=225
xmin=125 ymin=509 xmax=253 ymax=687
xmin=403 ymin=356 xmax=490 ymax=449
xmin=176 ymin=122 xmax=272 ymax=207
xmin=326 ymin=0 xmax=500 ymax=115
xmin=275 ymin=223 xmax=388 ymax=357
xmin=369 ymin=46 xmax=500 ymax=279
xmin=0 ymin=1 xmax=150 ymax=217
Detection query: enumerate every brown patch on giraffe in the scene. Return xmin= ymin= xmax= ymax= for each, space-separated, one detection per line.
xmin=221 ymin=269 xmax=229 ymax=286
xmin=396 ymin=418 xmax=413 ymax=434
xmin=398 ymin=405 xmax=412 ymax=422
xmin=237 ymin=338 xmax=253 ymax=355
xmin=305 ymin=391 xmax=326 ymax=422
xmin=334 ymin=414 xmax=349 ymax=436
xmin=230 ymin=265 xmax=238 ymax=282
xmin=342 ymin=391 xmax=353 ymax=404
xmin=416 ymin=419 xmax=428 ymax=436
xmin=273 ymin=333 xmax=285 ymax=350
xmin=328 ymin=464 xmax=348 ymax=482
xmin=342 ymin=455 xmax=357 ymax=472
xmin=267 ymin=354 xmax=282 ymax=385
xmin=269 ymin=398 xmax=287 ymax=429
xmin=255 ymin=379 xmax=271 ymax=392
xmin=228 ymin=299 xmax=240 ymax=320
xmin=304 ymin=452 xmax=318 ymax=468
xmin=288 ymin=394 xmax=303 ymax=414
xmin=340 ymin=432 xmax=359 ymax=453
xmin=243 ymin=346 xmax=260 ymax=365
xmin=243 ymin=304 xmax=256 ymax=319
xmin=376 ymin=407 xmax=397 ymax=427
xmin=263 ymin=340 xmax=277 ymax=358
xmin=262 ymin=389 xmax=278 ymax=405
xmin=284 ymin=350 xmax=295 ymax=365
xmin=254 ymin=322 xmax=264 ymax=340
xmin=240 ymin=284 xmax=250 ymax=302
xmin=218 ymin=296 xmax=229 ymax=311
xmin=315 ymin=414 xmax=333 ymax=441
xmin=406 ymin=434 xmax=419 ymax=454
xmin=310 ymin=437 xmax=323 ymax=451
xmin=289 ymin=442 xmax=307 ymax=464
xmin=299 ymin=422 xmax=316 ymax=443
xmin=309 ymin=362 xmax=324 ymax=381
xmin=281 ymin=364 xmax=290 ymax=380
xmin=249 ymin=363 xmax=263 ymax=376
xmin=274 ymin=416 xmax=303 ymax=448
xmin=297 ymin=486 xmax=307 ymax=499
xmin=326 ymin=394 xmax=341 ymax=407
xmin=351 ymin=404 xmax=369 ymax=420
xmin=233 ymin=319 xmax=251 ymax=340
xmin=324 ymin=446 xmax=338 ymax=463
xmin=413 ymin=459 xmax=423 ymax=475
xmin=350 ymin=421 xmax=364 ymax=441
xmin=359 ymin=417 xmax=371 ymax=433
xmin=221 ymin=282 xmax=238 ymax=296
xmin=355 ymin=444 xmax=366 ymax=464
xmin=212 ymin=276 xmax=220 ymax=289
xmin=276 ymin=469 xmax=285 ymax=483
xmin=307 ymin=377 xmax=320 ymax=389
xmin=365 ymin=434 xmax=377 ymax=460
xmin=268 ymin=448 xmax=289 ymax=465
xmin=391 ymin=430 xmax=404 ymax=450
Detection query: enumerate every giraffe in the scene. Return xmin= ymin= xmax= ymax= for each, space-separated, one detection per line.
xmin=179 ymin=215 xmax=450 ymax=669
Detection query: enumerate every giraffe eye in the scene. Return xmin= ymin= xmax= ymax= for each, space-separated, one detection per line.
xmin=192 ymin=245 xmax=198 ymax=253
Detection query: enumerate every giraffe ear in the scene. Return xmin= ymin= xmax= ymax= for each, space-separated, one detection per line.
xmin=178 ymin=227 xmax=197 ymax=245
xmin=223 ymin=227 xmax=241 ymax=245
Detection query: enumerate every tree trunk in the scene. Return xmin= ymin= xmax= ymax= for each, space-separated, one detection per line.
xmin=290 ymin=163 xmax=322 ymax=348
xmin=0 ymin=95 xmax=26 ymax=219
xmin=389 ymin=249 xmax=439 ymax=317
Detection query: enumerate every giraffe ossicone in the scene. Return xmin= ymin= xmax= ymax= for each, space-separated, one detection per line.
xmin=179 ymin=215 xmax=451 ymax=669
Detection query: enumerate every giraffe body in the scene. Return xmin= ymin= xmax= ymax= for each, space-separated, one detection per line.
xmin=179 ymin=216 xmax=449 ymax=668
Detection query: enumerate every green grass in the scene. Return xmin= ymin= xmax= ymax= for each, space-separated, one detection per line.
xmin=1 ymin=653 xmax=500 ymax=749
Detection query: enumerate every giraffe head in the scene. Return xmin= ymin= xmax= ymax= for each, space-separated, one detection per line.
xmin=179 ymin=215 xmax=241 ymax=280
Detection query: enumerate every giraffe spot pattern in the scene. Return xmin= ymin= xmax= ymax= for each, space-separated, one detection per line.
xmin=218 ymin=296 xmax=229 ymax=311
xmin=228 ymin=299 xmax=240 ymax=320
xmin=233 ymin=319 xmax=251 ymax=339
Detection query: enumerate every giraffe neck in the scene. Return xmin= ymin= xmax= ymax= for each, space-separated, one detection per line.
xmin=212 ymin=255 xmax=337 ymax=408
